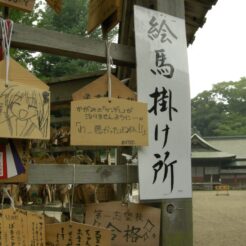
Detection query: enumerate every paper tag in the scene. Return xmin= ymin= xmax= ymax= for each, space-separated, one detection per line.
xmin=70 ymin=98 xmax=148 ymax=146
xmin=134 ymin=6 xmax=192 ymax=199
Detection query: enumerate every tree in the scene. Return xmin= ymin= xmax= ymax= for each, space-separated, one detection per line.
xmin=192 ymin=77 xmax=246 ymax=136
xmin=9 ymin=0 xmax=113 ymax=80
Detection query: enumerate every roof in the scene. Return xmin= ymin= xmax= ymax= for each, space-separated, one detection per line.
xmin=191 ymin=134 xmax=236 ymax=161
xmin=192 ymin=134 xmax=219 ymax=151
xmin=192 ymin=151 xmax=236 ymax=160
xmin=185 ymin=0 xmax=218 ymax=44
xmin=205 ymin=136 xmax=246 ymax=159
xmin=119 ymin=0 xmax=218 ymax=51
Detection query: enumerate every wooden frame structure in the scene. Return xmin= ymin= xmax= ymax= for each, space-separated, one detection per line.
xmin=0 ymin=1 xmax=217 ymax=245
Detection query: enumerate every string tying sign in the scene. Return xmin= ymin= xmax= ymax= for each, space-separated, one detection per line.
xmin=0 ymin=58 xmax=51 ymax=140
xmin=0 ymin=18 xmax=13 ymax=87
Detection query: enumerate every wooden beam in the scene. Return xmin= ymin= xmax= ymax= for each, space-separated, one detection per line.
xmin=28 ymin=164 xmax=138 ymax=184
xmin=4 ymin=23 xmax=136 ymax=67
xmin=157 ymin=0 xmax=185 ymax=18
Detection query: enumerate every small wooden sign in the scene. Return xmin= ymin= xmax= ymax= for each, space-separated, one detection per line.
xmin=46 ymin=221 xmax=111 ymax=246
xmin=0 ymin=0 xmax=35 ymax=12
xmin=85 ymin=202 xmax=161 ymax=246
xmin=0 ymin=58 xmax=49 ymax=91
xmin=87 ymin=0 xmax=122 ymax=34
xmin=0 ymin=208 xmax=45 ymax=246
xmin=46 ymin=0 xmax=62 ymax=14
xmin=72 ymin=73 xmax=136 ymax=101
xmin=0 ymin=82 xmax=50 ymax=140
xmin=71 ymin=98 xmax=148 ymax=146
xmin=0 ymin=58 xmax=50 ymax=140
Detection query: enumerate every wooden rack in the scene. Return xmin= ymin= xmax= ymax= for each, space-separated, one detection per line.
xmin=0 ymin=1 xmax=199 ymax=245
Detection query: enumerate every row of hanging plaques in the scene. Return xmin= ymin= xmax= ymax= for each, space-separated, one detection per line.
xmin=0 ymin=57 xmax=148 ymax=180
xmin=0 ymin=201 xmax=160 ymax=246
xmin=0 ymin=57 xmax=148 ymax=146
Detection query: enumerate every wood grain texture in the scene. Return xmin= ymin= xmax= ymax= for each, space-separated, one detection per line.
xmin=4 ymin=23 xmax=135 ymax=67
xmin=28 ymin=164 xmax=138 ymax=184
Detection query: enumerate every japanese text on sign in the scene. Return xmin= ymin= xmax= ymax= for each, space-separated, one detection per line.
xmin=46 ymin=221 xmax=111 ymax=246
xmin=0 ymin=208 xmax=45 ymax=246
xmin=71 ymin=98 xmax=148 ymax=146
xmin=85 ymin=202 xmax=160 ymax=246
xmin=135 ymin=6 xmax=192 ymax=199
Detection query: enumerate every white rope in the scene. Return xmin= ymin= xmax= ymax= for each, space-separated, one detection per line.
xmin=69 ymin=164 xmax=76 ymax=221
xmin=106 ymin=40 xmax=113 ymax=101
xmin=125 ymin=163 xmax=131 ymax=206
xmin=1 ymin=189 xmax=4 ymax=209
xmin=2 ymin=187 xmax=15 ymax=210
xmin=0 ymin=18 xmax=13 ymax=87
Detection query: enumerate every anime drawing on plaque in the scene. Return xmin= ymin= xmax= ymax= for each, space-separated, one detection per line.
xmin=0 ymin=84 xmax=50 ymax=139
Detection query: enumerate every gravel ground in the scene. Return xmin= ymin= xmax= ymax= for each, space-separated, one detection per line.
xmin=193 ymin=190 xmax=246 ymax=246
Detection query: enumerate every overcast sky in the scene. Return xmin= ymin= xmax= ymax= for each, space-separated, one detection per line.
xmin=187 ymin=0 xmax=246 ymax=98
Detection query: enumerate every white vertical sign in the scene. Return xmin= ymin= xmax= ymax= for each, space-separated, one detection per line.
xmin=134 ymin=6 xmax=192 ymax=199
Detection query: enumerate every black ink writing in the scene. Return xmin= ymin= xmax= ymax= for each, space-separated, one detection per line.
xmin=148 ymin=16 xmax=178 ymax=43
xmin=155 ymin=124 xmax=170 ymax=148
xmin=152 ymin=151 xmax=177 ymax=192
xmin=150 ymin=49 xmax=174 ymax=78
xmin=148 ymin=87 xmax=178 ymax=121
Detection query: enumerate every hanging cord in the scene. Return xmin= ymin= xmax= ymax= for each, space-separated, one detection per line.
xmin=1 ymin=189 xmax=4 ymax=209
xmin=69 ymin=164 xmax=76 ymax=222
xmin=0 ymin=18 xmax=13 ymax=87
xmin=1 ymin=187 xmax=15 ymax=210
xmin=105 ymin=38 xmax=113 ymax=101
xmin=122 ymin=154 xmax=131 ymax=206
xmin=125 ymin=162 xmax=131 ymax=206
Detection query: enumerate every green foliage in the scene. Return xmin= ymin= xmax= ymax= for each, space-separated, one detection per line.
xmin=9 ymin=0 xmax=115 ymax=80
xmin=192 ymin=77 xmax=246 ymax=136
xmin=9 ymin=0 xmax=44 ymax=25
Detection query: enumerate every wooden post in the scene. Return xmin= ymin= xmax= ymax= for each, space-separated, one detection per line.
xmin=156 ymin=1 xmax=193 ymax=245
xmin=3 ymin=7 xmax=9 ymax=18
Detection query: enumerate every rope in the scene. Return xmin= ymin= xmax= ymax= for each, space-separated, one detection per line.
xmin=125 ymin=162 xmax=131 ymax=206
xmin=121 ymin=153 xmax=131 ymax=206
xmin=0 ymin=18 xmax=13 ymax=87
xmin=1 ymin=187 xmax=15 ymax=210
xmin=105 ymin=39 xmax=113 ymax=101
xmin=1 ymin=189 xmax=4 ymax=209
xmin=69 ymin=164 xmax=76 ymax=221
